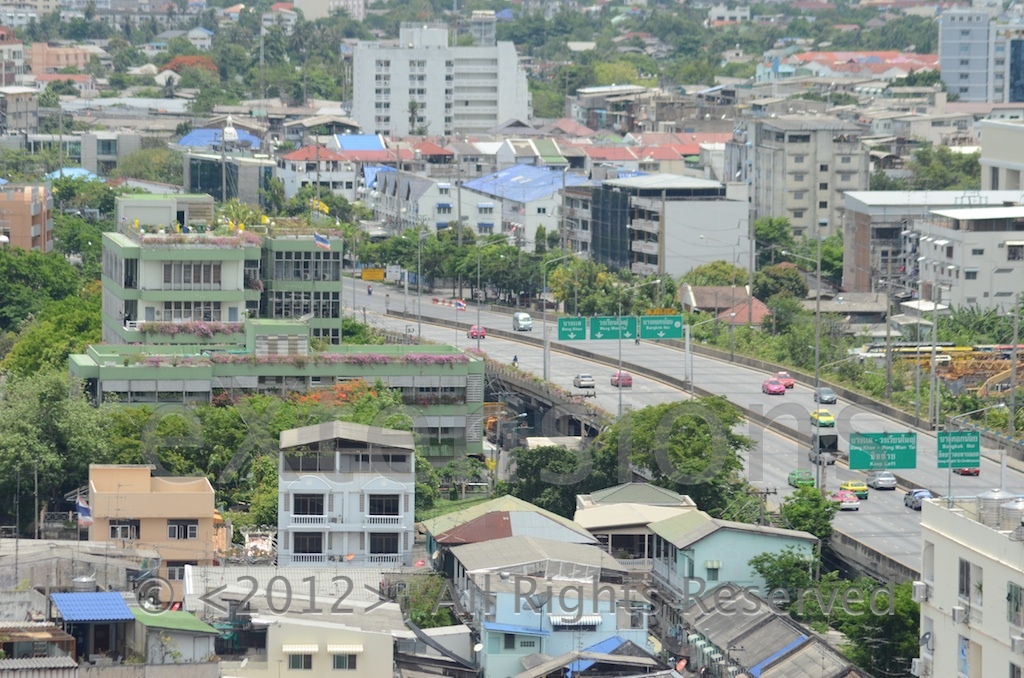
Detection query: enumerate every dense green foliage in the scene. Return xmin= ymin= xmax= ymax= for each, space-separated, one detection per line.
xmin=872 ymin=145 xmax=981 ymax=191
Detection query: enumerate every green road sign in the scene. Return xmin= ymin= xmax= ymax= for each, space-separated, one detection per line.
xmin=557 ymin=317 xmax=587 ymax=341
xmin=849 ymin=432 xmax=918 ymax=470
xmin=589 ymin=316 xmax=637 ymax=340
xmin=937 ymin=431 xmax=981 ymax=469
xmin=639 ymin=315 xmax=684 ymax=340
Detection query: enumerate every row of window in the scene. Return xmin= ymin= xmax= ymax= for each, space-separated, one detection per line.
xmin=292 ymin=494 xmax=400 ymax=516
xmin=291 ymin=532 xmax=398 ymax=555
xmin=288 ymin=654 xmax=357 ymax=670
xmin=162 ymin=301 xmax=225 ymax=322
xmin=163 ymin=262 xmax=223 ymax=287
xmin=108 ymin=519 xmax=198 ymax=540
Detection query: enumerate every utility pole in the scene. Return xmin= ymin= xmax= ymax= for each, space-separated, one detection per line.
xmin=658 ymin=188 xmax=666 ymax=304
xmin=315 ymin=144 xmax=321 ymax=222
xmin=931 ymin=280 xmax=939 ymax=430
xmin=752 ymin=487 xmax=777 ymax=526
xmin=456 ymin=156 xmax=464 ymax=299
xmin=34 ymin=461 xmax=39 ymax=540
xmin=1011 ymin=292 xmax=1020 ymax=440
xmin=885 ymin=255 xmax=893 ymax=398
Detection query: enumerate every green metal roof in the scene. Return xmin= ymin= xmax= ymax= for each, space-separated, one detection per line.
xmin=648 ymin=511 xmax=714 ymax=547
xmin=132 ymin=609 xmax=218 ymax=634
xmin=589 ymin=483 xmax=687 ymax=506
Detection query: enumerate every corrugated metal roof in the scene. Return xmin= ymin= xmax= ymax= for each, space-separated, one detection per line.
xmin=132 ymin=609 xmax=218 ymax=634
xmin=334 ymin=134 xmax=384 ymax=152
xmin=450 ymin=536 xmax=618 ymax=574
xmin=177 ymin=128 xmax=262 ymax=150
xmin=568 ymin=635 xmax=626 ymax=674
xmin=462 ymin=165 xmax=588 ymax=203
xmin=279 ymin=421 xmax=415 ymax=451
xmin=0 ymin=656 xmax=79 ymax=670
xmin=649 ymin=511 xmax=816 ymax=549
xmin=574 ymin=504 xmax=690 ymax=531
xmin=51 ymin=592 xmax=134 ymax=622
xmin=931 ymin=206 xmax=1024 ymax=220
xmin=589 ymin=482 xmax=689 ymax=506
xmin=603 ymin=173 xmax=723 ymax=190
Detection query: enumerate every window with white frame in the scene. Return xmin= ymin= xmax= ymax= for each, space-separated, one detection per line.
xmin=289 ymin=654 xmax=313 ymax=670
xmin=333 ymin=655 xmax=357 ymax=670
xmin=109 ymin=520 xmax=139 ymax=540
xmin=167 ymin=520 xmax=199 ymax=540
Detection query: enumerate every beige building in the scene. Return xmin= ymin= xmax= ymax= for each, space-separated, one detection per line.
xmin=0 ymin=85 xmax=39 ymax=135
xmin=980 ymin=119 xmax=1024 ymax=190
xmin=0 ymin=183 xmax=52 ymax=251
xmin=29 ymin=42 xmax=90 ymax=74
xmin=87 ymin=465 xmax=229 ymax=600
xmin=220 ymin=615 xmax=393 ymax=677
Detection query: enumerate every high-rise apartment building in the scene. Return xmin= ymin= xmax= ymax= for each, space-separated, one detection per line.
xmin=725 ymin=117 xmax=869 ymax=237
xmin=940 ymin=11 xmax=992 ymax=102
xmin=351 ymin=23 xmax=530 ymax=137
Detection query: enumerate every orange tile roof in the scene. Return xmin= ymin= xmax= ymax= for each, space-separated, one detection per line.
xmin=280 ymin=145 xmax=346 ymax=162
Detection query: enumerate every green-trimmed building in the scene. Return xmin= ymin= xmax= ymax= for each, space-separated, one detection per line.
xmin=70 ymin=320 xmax=485 ymax=460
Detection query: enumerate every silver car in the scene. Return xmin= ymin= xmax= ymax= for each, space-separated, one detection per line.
xmin=866 ymin=470 xmax=898 ymax=490
xmin=573 ymin=374 xmax=596 ymax=389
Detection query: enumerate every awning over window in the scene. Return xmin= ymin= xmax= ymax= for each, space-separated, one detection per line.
xmin=327 ymin=645 xmax=364 ymax=654
xmin=282 ymin=645 xmax=319 ymax=654
xmin=549 ymin=615 xmax=601 ymax=626
xmin=477 ymin=202 xmax=494 ymax=208
xmin=436 ymin=202 xmax=452 ymax=208
xmin=1005 ymin=241 xmax=1024 ymax=246
xmin=705 ymin=560 xmax=722 ymax=569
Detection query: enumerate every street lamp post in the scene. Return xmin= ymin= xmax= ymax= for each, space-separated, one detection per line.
xmin=685 ymin=317 xmax=718 ymax=396
xmin=1010 ymin=292 xmax=1020 ymax=440
xmin=542 ymin=254 xmax=572 ymax=381
xmin=618 ymin=279 xmax=660 ymax=418
xmin=728 ymin=312 xmax=737 ymax=361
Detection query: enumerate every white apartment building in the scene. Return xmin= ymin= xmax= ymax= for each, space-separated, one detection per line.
xmin=915 ymin=493 xmax=1024 ymax=678
xmin=275 ymin=145 xmax=360 ymax=202
xmin=981 ymin=119 xmax=1024 ymax=190
xmin=294 ymin=0 xmax=366 ymax=21
xmin=277 ymin=422 xmax=416 ymax=567
xmin=725 ymin=116 xmax=869 ymax=238
xmin=911 ymin=205 xmax=1024 ymax=311
xmin=370 ymin=170 xmax=452 ymax=235
xmin=351 ymin=23 xmax=530 ymax=137
xmin=940 ymin=10 xmax=1024 ymax=104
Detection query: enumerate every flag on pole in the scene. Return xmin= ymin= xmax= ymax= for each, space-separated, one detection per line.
xmin=76 ymin=496 xmax=93 ymax=527
xmin=455 ymin=299 xmax=467 ymax=311
xmin=314 ymin=232 xmax=331 ymax=250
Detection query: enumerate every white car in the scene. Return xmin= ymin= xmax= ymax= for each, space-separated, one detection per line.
xmin=573 ymin=374 xmax=596 ymax=389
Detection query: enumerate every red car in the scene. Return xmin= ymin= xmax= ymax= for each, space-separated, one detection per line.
xmin=774 ymin=372 xmax=795 ymax=388
xmin=762 ymin=379 xmax=786 ymax=395
xmin=467 ymin=325 xmax=486 ymax=339
xmin=611 ymin=371 xmax=633 ymax=388
xmin=953 ymin=467 xmax=980 ymax=476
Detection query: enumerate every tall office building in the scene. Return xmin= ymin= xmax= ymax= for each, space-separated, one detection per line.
xmin=351 ymin=23 xmax=530 ymax=137
xmin=939 ymin=9 xmax=1024 ymax=103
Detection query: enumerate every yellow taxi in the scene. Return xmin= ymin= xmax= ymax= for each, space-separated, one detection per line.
xmin=840 ymin=480 xmax=869 ymax=499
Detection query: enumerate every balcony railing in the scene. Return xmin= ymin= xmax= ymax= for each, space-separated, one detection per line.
xmin=615 ymin=557 xmax=653 ymax=572
xmin=630 ymin=219 xmax=660 ymax=234
xmin=291 ymin=514 xmax=328 ymax=525
xmin=631 ymin=261 xmax=658 ymax=276
xmin=365 ymin=515 xmax=402 ymax=525
xmin=631 ymin=240 xmax=659 ymax=255
xmin=368 ymin=554 xmax=401 ymax=565
xmin=291 ymin=554 xmax=325 ymax=564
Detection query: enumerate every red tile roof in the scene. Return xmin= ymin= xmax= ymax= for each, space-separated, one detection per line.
xmin=433 ymin=512 xmax=513 ymax=545
xmin=718 ymin=298 xmax=771 ymax=325
xmin=280 ymin=145 xmax=346 ymax=162
xmin=269 ymin=1 xmax=294 ymax=10
xmin=584 ymin=147 xmax=638 ymax=161
xmin=636 ymin=146 xmax=683 ymax=160
xmin=414 ymin=140 xmax=454 ymax=156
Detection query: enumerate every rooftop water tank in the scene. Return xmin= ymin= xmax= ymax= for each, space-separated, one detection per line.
xmin=72 ymin=575 xmax=96 ymax=593
xmin=1000 ymin=498 xmax=1024 ymax=531
xmin=978 ymin=488 xmax=1015 ymax=528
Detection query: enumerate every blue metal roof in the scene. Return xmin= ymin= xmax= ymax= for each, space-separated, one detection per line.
xmin=51 ymin=592 xmax=135 ymax=623
xmin=482 ymin=622 xmax=551 ymax=637
xmin=335 ymin=134 xmax=384 ymax=151
xmin=363 ymin=165 xmax=393 ymax=189
xmin=495 ymin=8 xmax=513 ymax=19
xmin=749 ymin=635 xmax=807 ymax=677
xmin=463 ymin=165 xmax=588 ymax=203
xmin=568 ymin=635 xmax=626 ymax=675
xmin=44 ymin=168 xmax=101 ymax=181
xmin=178 ymin=128 xmax=262 ymax=150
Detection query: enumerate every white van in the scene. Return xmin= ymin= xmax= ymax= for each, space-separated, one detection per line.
xmin=512 ymin=312 xmax=533 ymax=331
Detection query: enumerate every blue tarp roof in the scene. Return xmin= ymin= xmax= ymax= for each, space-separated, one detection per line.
xmin=0 ymin=177 xmax=7 ymax=185
xmin=482 ymin=622 xmax=551 ymax=637
xmin=44 ymin=168 xmax=101 ymax=181
xmin=463 ymin=165 xmax=589 ymax=203
xmin=51 ymin=592 xmax=135 ymax=623
xmin=568 ymin=635 xmax=626 ymax=675
xmin=335 ymin=134 xmax=384 ymax=151
xmin=178 ymin=128 xmax=262 ymax=150
xmin=363 ymin=164 xmax=394 ymax=189
xmin=749 ymin=635 xmax=807 ymax=677
xmin=495 ymin=8 xmax=513 ymax=19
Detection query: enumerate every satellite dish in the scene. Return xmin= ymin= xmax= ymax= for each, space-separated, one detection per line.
xmin=526 ymin=593 xmax=550 ymax=612
xmin=919 ymin=632 xmax=932 ymax=647
xmin=473 ymin=643 xmax=483 ymax=653
xmin=432 ymin=550 xmax=440 ymax=560
xmin=223 ymin=115 xmax=239 ymax=144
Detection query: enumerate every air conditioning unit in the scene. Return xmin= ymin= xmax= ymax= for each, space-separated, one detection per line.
xmin=952 ymin=606 xmax=968 ymax=624
xmin=329 ymin=517 xmax=340 ymax=523
xmin=910 ymin=657 xmax=928 ymax=676
xmin=912 ymin=581 xmax=930 ymax=603
xmin=1012 ymin=636 xmax=1024 ymax=654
